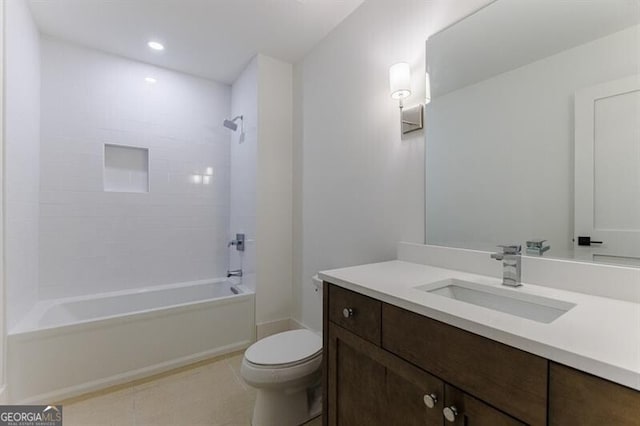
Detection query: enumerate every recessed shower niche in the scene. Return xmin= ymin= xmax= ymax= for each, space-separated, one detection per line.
xmin=103 ymin=144 xmax=149 ymax=193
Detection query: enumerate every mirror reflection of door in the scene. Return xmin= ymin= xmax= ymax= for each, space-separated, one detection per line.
xmin=574 ymin=75 xmax=640 ymax=266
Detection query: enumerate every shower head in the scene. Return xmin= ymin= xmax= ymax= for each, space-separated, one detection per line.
xmin=223 ymin=115 xmax=243 ymax=131
xmin=223 ymin=119 xmax=237 ymax=131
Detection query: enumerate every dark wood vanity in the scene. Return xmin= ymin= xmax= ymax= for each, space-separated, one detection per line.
xmin=322 ymin=283 xmax=640 ymax=426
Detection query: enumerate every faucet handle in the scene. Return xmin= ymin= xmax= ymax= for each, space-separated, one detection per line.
xmin=497 ymin=244 xmax=521 ymax=255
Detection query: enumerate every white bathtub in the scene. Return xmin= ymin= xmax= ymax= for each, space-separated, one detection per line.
xmin=7 ymin=279 xmax=255 ymax=403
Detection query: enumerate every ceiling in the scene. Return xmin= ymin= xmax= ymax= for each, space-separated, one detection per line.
xmin=428 ymin=0 xmax=640 ymax=96
xmin=27 ymin=0 xmax=365 ymax=84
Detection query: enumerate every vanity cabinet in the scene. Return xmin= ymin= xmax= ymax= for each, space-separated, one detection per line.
xmin=323 ymin=283 xmax=640 ymax=426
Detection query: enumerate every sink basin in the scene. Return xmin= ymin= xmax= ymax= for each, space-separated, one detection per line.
xmin=415 ymin=279 xmax=576 ymax=323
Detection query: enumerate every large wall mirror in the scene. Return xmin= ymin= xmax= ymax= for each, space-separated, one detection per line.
xmin=425 ymin=0 xmax=640 ymax=267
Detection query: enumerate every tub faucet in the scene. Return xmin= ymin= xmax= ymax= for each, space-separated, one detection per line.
xmin=227 ymin=269 xmax=243 ymax=278
xmin=490 ymin=245 xmax=522 ymax=287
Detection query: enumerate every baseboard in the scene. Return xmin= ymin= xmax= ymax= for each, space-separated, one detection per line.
xmin=255 ymin=318 xmax=317 ymax=340
xmin=0 ymin=385 xmax=7 ymax=404
xmin=289 ymin=317 xmax=310 ymax=331
xmin=256 ymin=318 xmax=292 ymax=340
xmin=14 ymin=341 xmax=251 ymax=405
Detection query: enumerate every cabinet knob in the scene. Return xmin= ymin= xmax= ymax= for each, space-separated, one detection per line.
xmin=342 ymin=308 xmax=354 ymax=318
xmin=423 ymin=393 xmax=438 ymax=409
xmin=443 ymin=406 xmax=458 ymax=422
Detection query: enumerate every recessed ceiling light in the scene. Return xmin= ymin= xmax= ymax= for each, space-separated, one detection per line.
xmin=145 ymin=77 xmax=157 ymax=84
xmin=147 ymin=41 xmax=164 ymax=51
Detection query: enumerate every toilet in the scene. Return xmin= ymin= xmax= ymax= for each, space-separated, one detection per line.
xmin=240 ymin=329 xmax=322 ymax=426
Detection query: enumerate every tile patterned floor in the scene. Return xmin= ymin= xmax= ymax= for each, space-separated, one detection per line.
xmin=59 ymin=352 xmax=322 ymax=426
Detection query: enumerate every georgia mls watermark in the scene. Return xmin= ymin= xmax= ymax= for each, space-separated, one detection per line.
xmin=0 ymin=405 xmax=62 ymax=426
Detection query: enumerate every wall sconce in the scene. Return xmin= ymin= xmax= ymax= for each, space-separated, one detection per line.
xmin=389 ymin=62 xmax=423 ymax=134
xmin=389 ymin=62 xmax=411 ymax=105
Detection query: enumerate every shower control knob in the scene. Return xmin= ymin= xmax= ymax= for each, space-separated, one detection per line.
xmin=423 ymin=393 xmax=437 ymax=409
xmin=342 ymin=308 xmax=354 ymax=318
xmin=443 ymin=406 xmax=458 ymax=422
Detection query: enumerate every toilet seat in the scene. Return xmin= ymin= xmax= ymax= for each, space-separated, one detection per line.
xmin=244 ymin=351 xmax=321 ymax=369
xmin=244 ymin=329 xmax=322 ymax=368
xmin=241 ymin=352 xmax=322 ymax=389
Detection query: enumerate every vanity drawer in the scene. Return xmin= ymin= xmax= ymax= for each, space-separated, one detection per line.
xmin=382 ymin=303 xmax=548 ymax=426
xmin=328 ymin=284 xmax=381 ymax=345
xmin=549 ymin=362 xmax=640 ymax=425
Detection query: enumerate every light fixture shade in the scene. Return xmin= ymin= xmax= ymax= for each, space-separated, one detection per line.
xmin=389 ymin=62 xmax=411 ymax=100
xmin=425 ymin=72 xmax=431 ymax=104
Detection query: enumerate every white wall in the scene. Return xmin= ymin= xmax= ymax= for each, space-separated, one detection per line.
xmin=5 ymin=0 xmax=41 ymax=330
xmin=426 ymin=24 xmax=640 ymax=253
xmin=256 ymin=55 xmax=293 ymax=329
xmin=226 ymin=54 xmax=295 ymax=335
xmin=0 ymin=0 xmax=5 ymax=400
xmin=292 ymin=0 xmax=492 ymax=331
xmin=230 ymin=57 xmax=258 ymax=295
xmin=38 ymin=38 xmax=232 ymax=299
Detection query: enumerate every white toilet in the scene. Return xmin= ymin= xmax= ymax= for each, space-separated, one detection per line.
xmin=240 ymin=329 xmax=322 ymax=426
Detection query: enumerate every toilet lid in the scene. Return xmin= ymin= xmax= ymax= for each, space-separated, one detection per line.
xmin=245 ymin=329 xmax=322 ymax=366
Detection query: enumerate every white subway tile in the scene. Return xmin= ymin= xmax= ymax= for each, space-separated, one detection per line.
xmin=38 ymin=39 xmax=233 ymax=298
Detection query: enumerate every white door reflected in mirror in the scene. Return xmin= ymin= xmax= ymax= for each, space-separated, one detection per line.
xmin=574 ymin=75 xmax=640 ymax=266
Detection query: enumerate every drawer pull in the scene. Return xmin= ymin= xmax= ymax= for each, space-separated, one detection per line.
xmin=342 ymin=307 xmax=354 ymax=318
xmin=423 ymin=393 xmax=438 ymax=409
xmin=443 ymin=406 xmax=458 ymax=422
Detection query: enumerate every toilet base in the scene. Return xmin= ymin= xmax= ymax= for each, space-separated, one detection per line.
xmin=251 ymin=384 xmax=321 ymax=426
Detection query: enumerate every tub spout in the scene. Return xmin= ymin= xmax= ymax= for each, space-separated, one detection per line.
xmin=227 ymin=269 xmax=243 ymax=278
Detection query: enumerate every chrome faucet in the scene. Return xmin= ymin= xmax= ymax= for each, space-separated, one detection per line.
xmin=490 ymin=245 xmax=522 ymax=287
xmin=227 ymin=269 xmax=243 ymax=278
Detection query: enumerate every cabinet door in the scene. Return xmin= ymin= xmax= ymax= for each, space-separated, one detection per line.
xmin=327 ymin=323 xmax=387 ymax=426
xmin=386 ymin=362 xmax=444 ymax=426
xmin=549 ymin=362 xmax=640 ymax=425
xmin=327 ymin=321 xmax=445 ymax=426
xmin=442 ymin=384 xmax=525 ymax=426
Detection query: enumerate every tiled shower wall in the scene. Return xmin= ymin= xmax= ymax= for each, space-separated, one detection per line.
xmin=38 ymin=38 xmax=232 ymax=299
xmin=5 ymin=0 xmax=41 ymax=329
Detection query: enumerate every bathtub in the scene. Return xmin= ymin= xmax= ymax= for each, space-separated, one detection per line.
xmin=7 ymin=279 xmax=255 ymax=403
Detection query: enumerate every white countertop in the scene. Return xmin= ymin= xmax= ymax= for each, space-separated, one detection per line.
xmin=319 ymin=260 xmax=640 ymax=390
